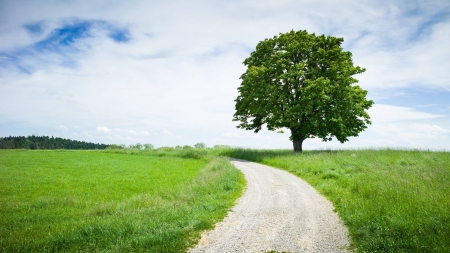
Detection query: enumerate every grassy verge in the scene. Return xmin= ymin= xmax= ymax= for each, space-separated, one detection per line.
xmin=0 ymin=150 xmax=245 ymax=252
xmin=222 ymin=148 xmax=450 ymax=253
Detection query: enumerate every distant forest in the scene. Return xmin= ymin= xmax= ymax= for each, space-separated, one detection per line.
xmin=0 ymin=136 xmax=110 ymax=150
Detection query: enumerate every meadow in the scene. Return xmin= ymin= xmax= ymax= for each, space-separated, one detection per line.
xmin=0 ymin=149 xmax=245 ymax=252
xmin=2 ymin=147 xmax=449 ymax=252
xmin=222 ymin=148 xmax=450 ymax=252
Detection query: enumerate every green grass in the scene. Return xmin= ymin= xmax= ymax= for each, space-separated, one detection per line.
xmin=0 ymin=149 xmax=245 ymax=252
xmin=222 ymin=148 xmax=450 ymax=253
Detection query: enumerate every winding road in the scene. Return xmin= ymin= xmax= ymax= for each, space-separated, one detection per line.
xmin=189 ymin=158 xmax=350 ymax=253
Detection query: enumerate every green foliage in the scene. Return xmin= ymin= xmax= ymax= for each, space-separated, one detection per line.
xmin=143 ymin=143 xmax=154 ymax=150
xmin=0 ymin=135 xmax=109 ymax=149
xmin=0 ymin=150 xmax=245 ymax=252
xmin=194 ymin=142 xmax=207 ymax=149
xmin=127 ymin=143 xmax=144 ymax=149
xmin=222 ymin=148 xmax=450 ymax=252
xmin=233 ymin=30 xmax=373 ymax=152
xmin=157 ymin=146 xmax=174 ymax=151
xmin=107 ymin=144 xmax=126 ymax=150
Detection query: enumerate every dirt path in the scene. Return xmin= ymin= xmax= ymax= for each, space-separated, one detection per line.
xmin=189 ymin=158 xmax=350 ymax=253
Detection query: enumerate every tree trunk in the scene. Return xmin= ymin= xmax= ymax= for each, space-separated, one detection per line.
xmin=292 ymin=138 xmax=303 ymax=153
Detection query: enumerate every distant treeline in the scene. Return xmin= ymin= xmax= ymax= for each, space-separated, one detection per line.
xmin=0 ymin=136 xmax=110 ymax=150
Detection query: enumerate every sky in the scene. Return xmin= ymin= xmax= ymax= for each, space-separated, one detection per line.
xmin=1 ymin=0 xmax=449 ymax=150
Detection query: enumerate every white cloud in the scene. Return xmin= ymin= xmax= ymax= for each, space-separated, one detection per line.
xmin=413 ymin=124 xmax=450 ymax=135
xmin=371 ymin=123 xmax=449 ymax=140
xmin=369 ymin=123 xmax=450 ymax=148
xmin=95 ymin=126 xmax=149 ymax=136
xmin=95 ymin=126 xmax=112 ymax=134
xmin=163 ymin=130 xmax=173 ymax=135
xmin=369 ymin=104 xmax=445 ymax=123
xmin=113 ymin=128 xmax=149 ymax=136
xmin=58 ymin=125 xmax=68 ymax=132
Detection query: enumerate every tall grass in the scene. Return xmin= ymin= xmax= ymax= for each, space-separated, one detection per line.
xmin=0 ymin=150 xmax=245 ymax=252
xmin=222 ymin=148 xmax=450 ymax=253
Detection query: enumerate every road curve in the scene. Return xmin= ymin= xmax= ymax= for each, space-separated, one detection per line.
xmin=189 ymin=158 xmax=350 ymax=253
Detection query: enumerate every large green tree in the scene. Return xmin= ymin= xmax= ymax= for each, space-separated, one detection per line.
xmin=233 ymin=30 xmax=374 ymax=152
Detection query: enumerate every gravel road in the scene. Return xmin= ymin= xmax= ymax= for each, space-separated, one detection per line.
xmin=189 ymin=158 xmax=350 ymax=253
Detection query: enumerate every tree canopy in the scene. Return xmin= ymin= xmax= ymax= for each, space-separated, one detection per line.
xmin=233 ymin=30 xmax=374 ymax=152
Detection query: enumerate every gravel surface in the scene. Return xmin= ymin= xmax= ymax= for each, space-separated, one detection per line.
xmin=189 ymin=158 xmax=350 ymax=253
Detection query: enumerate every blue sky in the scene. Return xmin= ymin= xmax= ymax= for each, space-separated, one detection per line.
xmin=1 ymin=0 xmax=449 ymax=150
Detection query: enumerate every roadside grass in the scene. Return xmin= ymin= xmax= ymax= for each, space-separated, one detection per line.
xmin=222 ymin=148 xmax=450 ymax=253
xmin=0 ymin=149 xmax=245 ymax=252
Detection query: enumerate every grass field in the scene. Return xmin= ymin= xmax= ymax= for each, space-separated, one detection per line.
xmin=222 ymin=149 xmax=450 ymax=253
xmin=0 ymin=149 xmax=245 ymax=252
xmin=3 ymin=147 xmax=449 ymax=252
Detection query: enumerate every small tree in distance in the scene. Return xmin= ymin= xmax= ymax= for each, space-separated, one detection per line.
xmin=194 ymin=142 xmax=207 ymax=149
xmin=143 ymin=143 xmax=154 ymax=150
xmin=233 ymin=30 xmax=374 ymax=152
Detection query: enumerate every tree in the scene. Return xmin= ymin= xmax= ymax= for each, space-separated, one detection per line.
xmin=194 ymin=142 xmax=207 ymax=149
xmin=143 ymin=143 xmax=154 ymax=150
xmin=233 ymin=30 xmax=374 ymax=152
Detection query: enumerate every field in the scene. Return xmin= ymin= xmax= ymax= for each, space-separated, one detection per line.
xmin=222 ymin=149 xmax=450 ymax=252
xmin=2 ymin=148 xmax=449 ymax=252
xmin=0 ymin=149 xmax=245 ymax=252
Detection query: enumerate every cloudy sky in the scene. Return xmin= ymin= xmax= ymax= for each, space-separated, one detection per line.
xmin=1 ymin=0 xmax=449 ymax=150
